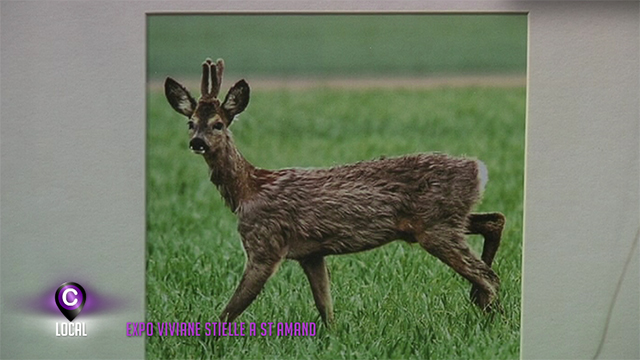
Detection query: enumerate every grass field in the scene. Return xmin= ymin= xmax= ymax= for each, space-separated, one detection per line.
xmin=147 ymin=14 xmax=527 ymax=79
xmin=146 ymin=83 xmax=525 ymax=359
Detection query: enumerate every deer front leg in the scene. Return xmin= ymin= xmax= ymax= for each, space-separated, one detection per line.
xmin=300 ymin=256 xmax=334 ymax=325
xmin=219 ymin=257 xmax=283 ymax=323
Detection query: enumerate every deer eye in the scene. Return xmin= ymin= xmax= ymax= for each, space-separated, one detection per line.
xmin=212 ymin=121 xmax=224 ymax=131
xmin=187 ymin=120 xmax=195 ymax=130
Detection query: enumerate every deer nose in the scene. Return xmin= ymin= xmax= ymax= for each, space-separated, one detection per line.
xmin=189 ymin=138 xmax=209 ymax=154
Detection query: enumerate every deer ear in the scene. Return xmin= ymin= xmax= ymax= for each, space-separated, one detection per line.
xmin=222 ymin=79 xmax=250 ymax=123
xmin=165 ymin=77 xmax=197 ymax=117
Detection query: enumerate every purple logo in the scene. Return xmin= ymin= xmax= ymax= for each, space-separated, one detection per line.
xmin=55 ymin=282 xmax=86 ymax=322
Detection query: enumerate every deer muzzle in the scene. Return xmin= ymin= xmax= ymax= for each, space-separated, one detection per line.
xmin=189 ymin=138 xmax=210 ymax=154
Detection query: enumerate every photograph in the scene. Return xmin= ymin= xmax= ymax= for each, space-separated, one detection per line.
xmin=146 ymin=14 xmax=526 ymax=359
xmin=1 ymin=2 xmax=637 ymax=359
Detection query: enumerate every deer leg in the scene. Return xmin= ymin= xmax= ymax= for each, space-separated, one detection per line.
xmin=219 ymin=258 xmax=283 ymax=323
xmin=465 ymin=212 xmax=505 ymax=308
xmin=300 ymin=255 xmax=334 ymax=325
xmin=465 ymin=212 xmax=505 ymax=268
xmin=417 ymin=227 xmax=500 ymax=311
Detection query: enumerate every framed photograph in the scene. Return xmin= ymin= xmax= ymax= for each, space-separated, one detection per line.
xmin=0 ymin=2 xmax=637 ymax=359
xmin=146 ymin=13 xmax=526 ymax=359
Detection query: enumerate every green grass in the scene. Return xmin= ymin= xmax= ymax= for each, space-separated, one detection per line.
xmin=147 ymin=14 xmax=527 ymax=79
xmin=146 ymin=85 xmax=525 ymax=359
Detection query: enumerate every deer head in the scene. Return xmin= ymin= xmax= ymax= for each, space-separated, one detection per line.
xmin=164 ymin=58 xmax=250 ymax=155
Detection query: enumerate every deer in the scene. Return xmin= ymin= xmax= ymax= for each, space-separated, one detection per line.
xmin=163 ymin=58 xmax=506 ymax=326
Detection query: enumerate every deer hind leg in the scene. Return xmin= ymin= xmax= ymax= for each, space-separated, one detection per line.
xmin=300 ymin=255 xmax=334 ymax=325
xmin=417 ymin=226 xmax=500 ymax=311
xmin=465 ymin=212 xmax=506 ymax=267
xmin=219 ymin=257 xmax=283 ymax=323
xmin=465 ymin=212 xmax=505 ymax=309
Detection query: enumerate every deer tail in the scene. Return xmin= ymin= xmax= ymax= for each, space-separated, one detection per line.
xmin=476 ymin=160 xmax=489 ymax=193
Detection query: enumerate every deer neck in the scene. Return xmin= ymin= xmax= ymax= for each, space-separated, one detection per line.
xmin=202 ymin=135 xmax=259 ymax=213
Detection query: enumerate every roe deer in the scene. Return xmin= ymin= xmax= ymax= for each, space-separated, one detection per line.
xmin=164 ymin=58 xmax=506 ymax=325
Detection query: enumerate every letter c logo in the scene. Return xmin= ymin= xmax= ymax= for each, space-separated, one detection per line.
xmin=62 ymin=288 xmax=78 ymax=307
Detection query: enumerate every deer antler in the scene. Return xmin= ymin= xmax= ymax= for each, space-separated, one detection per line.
xmin=200 ymin=58 xmax=225 ymax=99
xmin=215 ymin=58 xmax=224 ymax=97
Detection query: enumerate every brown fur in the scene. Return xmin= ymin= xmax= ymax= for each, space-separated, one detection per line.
xmin=164 ymin=58 xmax=506 ymax=325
